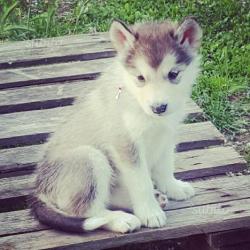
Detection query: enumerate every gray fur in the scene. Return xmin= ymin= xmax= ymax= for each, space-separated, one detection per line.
xmin=123 ymin=21 xmax=193 ymax=69
xmin=35 ymin=152 xmax=98 ymax=216
xmin=175 ymin=48 xmax=192 ymax=65
xmin=125 ymin=142 xmax=140 ymax=165
xmin=36 ymin=158 xmax=60 ymax=196
xmin=71 ymin=180 xmax=96 ymax=215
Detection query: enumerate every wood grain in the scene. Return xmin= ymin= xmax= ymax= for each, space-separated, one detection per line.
xmin=175 ymin=146 xmax=246 ymax=179
xmin=0 ymin=33 xmax=250 ymax=249
xmin=0 ymin=79 xmax=202 ymax=116
xmin=0 ymin=144 xmax=245 ymax=178
xmin=0 ymin=102 xmax=223 ymax=149
xmin=0 ymin=146 xmax=246 ymax=201
xmin=0 ymin=58 xmax=113 ymax=90
xmin=0 ymin=33 xmax=114 ymax=70
xmin=0 ymin=80 xmax=87 ymax=108
xmin=1 ymin=175 xmax=250 ymax=236
xmin=0 ymin=208 xmax=46 ymax=236
xmin=207 ymin=228 xmax=250 ymax=248
xmin=0 ymin=32 xmax=110 ymax=53
xmin=0 ymin=31 xmax=248 ymax=250
xmin=0 ymin=196 xmax=250 ymax=250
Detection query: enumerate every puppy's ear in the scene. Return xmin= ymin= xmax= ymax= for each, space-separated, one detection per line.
xmin=175 ymin=17 xmax=202 ymax=50
xmin=110 ymin=19 xmax=135 ymax=52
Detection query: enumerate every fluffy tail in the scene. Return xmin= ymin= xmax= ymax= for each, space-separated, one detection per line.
xmin=31 ymin=197 xmax=108 ymax=233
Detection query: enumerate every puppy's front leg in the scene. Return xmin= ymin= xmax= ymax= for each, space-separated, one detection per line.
xmin=152 ymin=140 xmax=195 ymax=201
xmin=120 ymin=162 xmax=167 ymax=228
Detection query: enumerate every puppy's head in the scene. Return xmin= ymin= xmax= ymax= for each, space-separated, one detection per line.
xmin=110 ymin=18 xmax=202 ymax=117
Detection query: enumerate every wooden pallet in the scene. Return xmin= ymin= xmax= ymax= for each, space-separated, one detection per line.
xmin=0 ymin=33 xmax=249 ymax=250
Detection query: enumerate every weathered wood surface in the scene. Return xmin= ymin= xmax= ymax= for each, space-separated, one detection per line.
xmin=175 ymin=146 xmax=246 ymax=179
xmin=0 ymin=144 xmax=245 ymax=179
xmin=223 ymin=240 xmax=250 ymax=250
xmin=2 ymin=171 xmax=250 ymax=217
xmin=0 ymin=80 xmax=201 ymax=115
xmin=0 ymin=174 xmax=35 ymax=200
xmin=0 ymin=33 xmax=109 ymax=53
xmin=0 ymin=31 xmax=248 ymax=250
xmin=220 ymin=242 xmax=250 ymax=250
xmin=207 ymin=228 xmax=250 ymax=248
xmin=0 ymin=196 xmax=250 ymax=250
xmin=0 ymin=106 xmax=224 ymax=149
xmin=0 ymin=208 xmax=47 ymax=236
xmin=0 ymin=147 xmax=248 ymax=199
xmin=0 ymin=33 xmax=114 ymax=69
xmin=0 ymin=58 xmax=112 ymax=90
xmin=0 ymin=80 xmax=93 ymax=106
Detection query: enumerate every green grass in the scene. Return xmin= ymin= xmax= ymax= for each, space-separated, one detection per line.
xmin=1 ymin=0 xmax=249 ymax=137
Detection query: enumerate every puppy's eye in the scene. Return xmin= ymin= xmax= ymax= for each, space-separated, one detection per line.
xmin=137 ymin=75 xmax=145 ymax=82
xmin=168 ymin=71 xmax=179 ymax=82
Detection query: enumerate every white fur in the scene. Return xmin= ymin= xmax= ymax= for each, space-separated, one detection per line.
xmin=38 ymin=20 xmax=202 ymax=233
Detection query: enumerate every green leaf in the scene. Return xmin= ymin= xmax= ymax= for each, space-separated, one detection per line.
xmin=0 ymin=1 xmax=19 ymax=27
xmin=4 ymin=25 xmax=35 ymax=33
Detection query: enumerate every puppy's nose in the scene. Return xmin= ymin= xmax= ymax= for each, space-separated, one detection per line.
xmin=152 ymin=104 xmax=168 ymax=114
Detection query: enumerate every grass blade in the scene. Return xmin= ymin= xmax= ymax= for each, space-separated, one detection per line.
xmin=4 ymin=25 xmax=35 ymax=33
xmin=0 ymin=1 xmax=19 ymax=26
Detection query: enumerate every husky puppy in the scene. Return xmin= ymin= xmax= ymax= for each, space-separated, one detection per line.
xmin=32 ymin=17 xmax=202 ymax=233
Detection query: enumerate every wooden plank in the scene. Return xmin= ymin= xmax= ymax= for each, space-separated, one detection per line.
xmin=0 ymin=102 xmax=200 ymax=139
xmin=0 ymin=80 xmax=202 ymax=116
xmin=0 ymin=144 xmax=42 ymax=174
xmin=0 ymin=58 xmax=113 ymax=90
xmin=0 ymin=80 xmax=87 ymax=107
xmin=0 ymin=174 xmax=35 ymax=200
xmin=176 ymin=121 xmax=224 ymax=152
xmin=0 ymin=32 xmax=110 ymax=53
xmin=1 ymin=175 xmax=250 ymax=236
xmin=0 ymin=102 xmax=223 ymax=149
xmin=0 ymin=121 xmax=224 ymax=152
xmin=0 ymin=208 xmax=46 ymax=236
xmin=0 ymin=106 xmax=72 ymax=146
xmin=0 ymin=33 xmax=114 ymax=70
xmin=220 ymin=242 xmax=250 ymax=250
xmin=175 ymin=146 xmax=246 ymax=179
xmin=0 ymin=145 xmax=245 ymax=178
xmin=207 ymin=228 xmax=250 ymax=248
xmin=0 ymin=197 xmax=250 ymax=250
xmin=0 ymin=153 xmax=246 ymax=202
xmin=105 ymin=236 xmax=211 ymax=250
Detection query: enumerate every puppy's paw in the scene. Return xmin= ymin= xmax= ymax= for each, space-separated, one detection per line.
xmin=165 ymin=179 xmax=195 ymax=201
xmin=135 ymin=204 xmax=167 ymax=228
xmin=154 ymin=189 xmax=168 ymax=209
xmin=104 ymin=211 xmax=141 ymax=233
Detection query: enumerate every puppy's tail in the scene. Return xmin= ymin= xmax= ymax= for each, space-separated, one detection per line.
xmin=31 ymin=196 xmax=108 ymax=233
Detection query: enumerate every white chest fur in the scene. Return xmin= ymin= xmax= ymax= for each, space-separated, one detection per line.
xmin=142 ymin=122 xmax=176 ymax=170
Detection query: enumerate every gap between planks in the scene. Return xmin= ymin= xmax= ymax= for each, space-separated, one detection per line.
xmin=0 ymin=32 xmax=249 ymax=249
xmin=0 ymin=121 xmax=224 ymax=151
xmin=1 ymin=174 xmax=250 ymax=236
xmin=0 ymin=146 xmax=246 ymax=201
xmin=0 ymin=193 xmax=250 ymax=250
xmin=0 ymin=176 xmax=250 ymax=235
xmin=0 ymin=102 xmax=223 ymax=150
xmin=0 ymin=144 xmax=245 ymax=177
xmin=0 ymin=58 xmax=113 ymax=90
xmin=0 ymin=33 xmax=115 ymax=70
xmin=0 ymin=79 xmax=202 ymax=116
